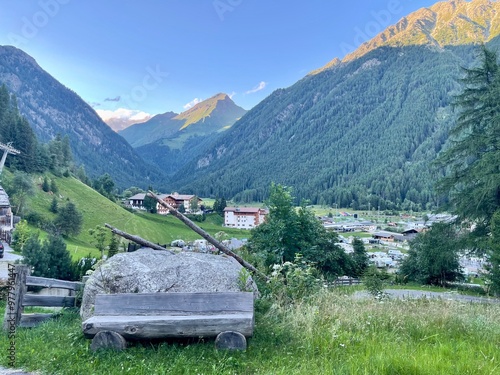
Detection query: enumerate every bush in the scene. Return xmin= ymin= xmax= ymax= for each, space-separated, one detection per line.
xmin=24 ymin=210 xmax=47 ymax=227
xmin=266 ymin=254 xmax=323 ymax=304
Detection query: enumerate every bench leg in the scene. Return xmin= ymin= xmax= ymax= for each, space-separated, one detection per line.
xmin=215 ymin=331 xmax=247 ymax=351
xmin=90 ymin=331 xmax=127 ymax=352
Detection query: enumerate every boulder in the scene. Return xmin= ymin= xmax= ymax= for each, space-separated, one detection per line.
xmin=80 ymin=248 xmax=259 ymax=320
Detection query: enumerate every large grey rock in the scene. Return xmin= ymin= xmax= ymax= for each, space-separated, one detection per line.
xmin=80 ymin=248 xmax=259 ymax=320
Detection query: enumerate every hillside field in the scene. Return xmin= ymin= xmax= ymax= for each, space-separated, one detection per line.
xmin=25 ymin=174 xmax=249 ymax=259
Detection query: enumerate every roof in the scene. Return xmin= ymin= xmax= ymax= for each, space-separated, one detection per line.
xmin=224 ymin=207 xmax=266 ymax=214
xmin=165 ymin=194 xmax=201 ymax=201
xmin=129 ymin=193 xmax=146 ymax=200
xmin=0 ymin=187 xmax=10 ymax=207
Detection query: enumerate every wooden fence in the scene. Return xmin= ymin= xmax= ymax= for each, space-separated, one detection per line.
xmin=2 ymin=265 xmax=84 ymax=330
xmin=331 ymin=278 xmax=361 ymax=287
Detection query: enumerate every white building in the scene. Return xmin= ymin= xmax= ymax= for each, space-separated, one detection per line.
xmin=224 ymin=207 xmax=268 ymax=229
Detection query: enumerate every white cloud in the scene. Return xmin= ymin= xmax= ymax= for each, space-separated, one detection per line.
xmin=245 ymin=81 xmax=267 ymax=94
xmin=96 ymin=108 xmax=152 ymax=132
xmin=229 ymin=91 xmax=236 ymax=99
xmin=183 ymin=98 xmax=203 ymax=110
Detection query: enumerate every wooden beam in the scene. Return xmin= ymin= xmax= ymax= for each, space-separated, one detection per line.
xmin=93 ymin=292 xmax=254 ymax=316
xmin=23 ymin=294 xmax=76 ymax=308
xmin=82 ymin=313 xmax=254 ymax=339
xmin=2 ymin=265 xmax=29 ymax=331
xmin=104 ymin=224 xmax=175 ymax=255
xmin=26 ymin=276 xmax=83 ymax=291
xmin=148 ymin=191 xmax=268 ymax=281
xmin=19 ymin=313 xmax=54 ymax=328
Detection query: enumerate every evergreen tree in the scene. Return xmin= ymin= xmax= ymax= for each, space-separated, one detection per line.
xmin=248 ymin=183 xmax=353 ymax=278
xmin=53 ymin=201 xmax=83 ymax=237
xmin=437 ymin=46 xmax=500 ymax=224
xmin=50 ymin=179 xmax=58 ymax=194
xmin=107 ymin=234 xmax=119 ymax=258
xmin=351 ymin=238 xmax=369 ymax=277
xmin=42 ymin=176 xmax=50 ymax=192
xmin=49 ymin=197 xmax=58 ymax=213
xmin=399 ymin=223 xmax=463 ymax=286
xmin=21 ymin=232 xmax=49 ymax=277
xmin=42 ymin=234 xmax=74 ymax=280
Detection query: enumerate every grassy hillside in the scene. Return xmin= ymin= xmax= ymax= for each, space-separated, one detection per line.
xmin=26 ymin=174 xmax=248 ymax=259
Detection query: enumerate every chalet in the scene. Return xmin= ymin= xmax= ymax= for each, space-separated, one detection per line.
xmin=128 ymin=193 xmax=146 ymax=210
xmin=372 ymin=231 xmax=405 ymax=242
xmin=224 ymin=207 xmax=268 ymax=229
xmin=157 ymin=194 xmax=202 ymax=215
xmin=402 ymin=228 xmax=426 ymax=241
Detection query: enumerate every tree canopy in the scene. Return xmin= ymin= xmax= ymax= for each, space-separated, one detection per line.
xmin=247 ymin=183 xmax=354 ymax=279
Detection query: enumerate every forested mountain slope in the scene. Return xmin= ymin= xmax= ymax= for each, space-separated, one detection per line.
xmin=0 ymin=45 xmax=166 ymax=188
xmin=172 ymin=0 xmax=500 ymax=210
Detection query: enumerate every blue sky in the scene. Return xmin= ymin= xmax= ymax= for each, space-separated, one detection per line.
xmin=0 ymin=0 xmax=438 ymax=124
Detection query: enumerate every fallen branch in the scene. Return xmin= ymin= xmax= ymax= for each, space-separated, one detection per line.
xmin=104 ymin=223 xmax=175 ymax=255
xmin=148 ymin=191 xmax=269 ymax=281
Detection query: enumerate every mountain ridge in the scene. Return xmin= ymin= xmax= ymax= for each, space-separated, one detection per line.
xmin=0 ymin=45 xmax=166 ymax=188
xmin=312 ymin=0 xmax=500 ymax=75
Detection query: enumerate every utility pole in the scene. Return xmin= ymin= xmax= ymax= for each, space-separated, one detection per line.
xmin=0 ymin=142 xmax=20 ymax=175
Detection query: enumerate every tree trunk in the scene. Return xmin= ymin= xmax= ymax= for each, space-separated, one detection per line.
xmin=148 ymin=191 xmax=269 ymax=281
xmin=104 ymin=224 xmax=175 ymax=255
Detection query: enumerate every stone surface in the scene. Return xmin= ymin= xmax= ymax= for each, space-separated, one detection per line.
xmin=80 ymin=248 xmax=259 ymax=320
xmin=215 ymin=331 xmax=247 ymax=350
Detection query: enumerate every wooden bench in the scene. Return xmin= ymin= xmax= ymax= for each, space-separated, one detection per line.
xmin=82 ymin=292 xmax=254 ymax=351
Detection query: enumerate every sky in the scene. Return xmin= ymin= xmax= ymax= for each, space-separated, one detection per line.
xmin=0 ymin=0 xmax=439 ymax=124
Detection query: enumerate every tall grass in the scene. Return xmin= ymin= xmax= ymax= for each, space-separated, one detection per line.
xmin=1 ymin=289 xmax=499 ymax=374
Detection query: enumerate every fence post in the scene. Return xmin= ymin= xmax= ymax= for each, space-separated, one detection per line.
xmin=3 ymin=265 xmax=29 ymax=331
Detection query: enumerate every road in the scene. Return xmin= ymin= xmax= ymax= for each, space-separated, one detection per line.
xmin=354 ymin=289 xmax=500 ymax=304
xmin=0 ymin=242 xmax=23 ymax=280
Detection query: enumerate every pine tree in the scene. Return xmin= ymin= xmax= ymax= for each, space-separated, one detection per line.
xmin=49 ymin=197 xmax=58 ymax=213
xmin=42 ymin=176 xmax=50 ymax=192
xmin=54 ymin=201 xmax=83 ymax=237
xmin=107 ymin=234 xmax=119 ymax=258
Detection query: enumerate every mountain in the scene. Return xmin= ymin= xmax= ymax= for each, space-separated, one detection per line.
xmin=314 ymin=0 xmax=500 ymax=74
xmin=0 ymin=45 xmax=166 ymax=188
xmin=171 ymin=0 xmax=500 ymax=211
xmin=120 ymin=93 xmax=247 ymax=176
xmin=120 ymin=93 xmax=246 ymax=148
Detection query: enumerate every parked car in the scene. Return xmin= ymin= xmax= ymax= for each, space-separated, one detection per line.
xmin=0 ymin=242 xmax=4 ymax=258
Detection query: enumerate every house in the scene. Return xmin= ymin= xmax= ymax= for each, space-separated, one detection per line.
xmin=128 ymin=193 xmax=146 ymax=210
xmin=372 ymin=231 xmax=405 ymax=242
xmin=224 ymin=207 xmax=268 ymax=229
xmin=0 ymin=186 xmax=13 ymax=230
xmin=157 ymin=193 xmax=203 ymax=214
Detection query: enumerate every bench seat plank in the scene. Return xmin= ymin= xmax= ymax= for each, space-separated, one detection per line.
xmin=82 ymin=313 xmax=254 ymax=339
xmin=93 ymin=292 xmax=253 ymax=316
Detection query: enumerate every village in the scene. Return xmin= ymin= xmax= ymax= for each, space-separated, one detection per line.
xmin=124 ymin=192 xmax=487 ymax=281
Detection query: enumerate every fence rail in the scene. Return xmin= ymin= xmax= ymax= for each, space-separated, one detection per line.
xmin=331 ymin=278 xmax=361 ymax=287
xmin=3 ymin=265 xmax=84 ymax=330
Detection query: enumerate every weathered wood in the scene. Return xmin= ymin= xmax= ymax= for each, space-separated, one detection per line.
xmin=82 ymin=313 xmax=254 ymax=339
xmin=19 ymin=313 xmax=54 ymax=328
xmin=2 ymin=265 xmax=29 ymax=332
xmin=215 ymin=331 xmax=247 ymax=350
xmin=90 ymin=331 xmax=127 ymax=352
xmin=23 ymin=294 xmax=76 ymax=308
xmin=93 ymin=292 xmax=254 ymax=316
xmin=104 ymin=223 xmax=175 ymax=254
xmin=148 ymin=191 xmax=268 ymax=280
xmin=26 ymin=276 xmax=83 ymax=291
